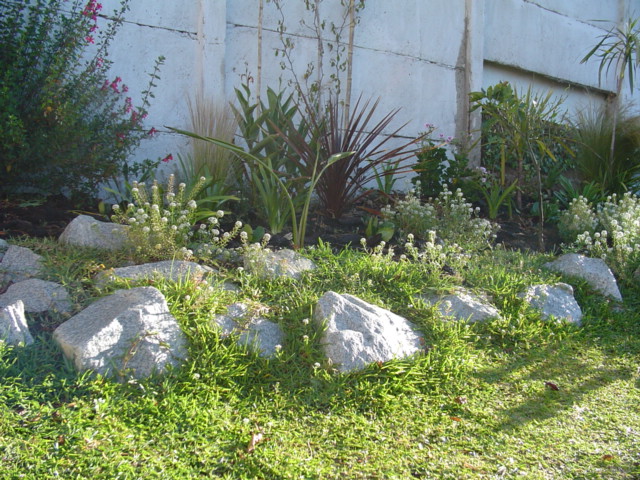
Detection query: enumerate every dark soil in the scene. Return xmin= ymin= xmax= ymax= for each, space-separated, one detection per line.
xmin=0 ymin=194 xmax=562 ymax=253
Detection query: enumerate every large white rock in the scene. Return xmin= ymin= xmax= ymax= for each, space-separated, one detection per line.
xmin=53 ymin=287 xmax=187 ymax=379
xmin=519 ymin=283 xmax=583 ymax=325
xmin=243 ymin=248 xmax=316 ymax=280
xmin=94 ymin=260 xmax=215 ymax=287
xmin=422 ymin=288 xmax=502 ymax=323
xmin=0 ymin=278 xmax=72 ymax=314
xmin=544 ymin=253 xmax=622 ymax=301
xmin=0 ymin=301 xmax=34 ymax=346
xmin=0 ymin=245 xmax=44 ymax=282
xmin=314 ymin=291 xmax=423 ymax=373
xmin=58 ymin=215 xmax=129 ymax=251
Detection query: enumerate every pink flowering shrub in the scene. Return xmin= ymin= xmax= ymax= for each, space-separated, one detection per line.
xmin=0 ymin=0 xmax=165 ymax=199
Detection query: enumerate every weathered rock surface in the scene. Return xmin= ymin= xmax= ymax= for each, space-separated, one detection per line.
xmin=212 ymin=303 xmax=283 ymax=358
xmin=237 ymin=317 xmax=284 ymax=358
xmin=519 ymin=283 xmax=583 ymax=325
xmin=58 ymin=214 xmax=129 ymax=251
xmin=211 ymin=302 xmax=249 ymax=336
xmin=314 ymin=291 xmax=423 ymax=373
xmin=0 ymin=239 xmax=8 ymax=262
xmin=0 ymin=301 xmax=34 ymax=346
xmin=53 ymin=287 xmax=187 ymax=379
xmin=0 ymin=279 xmax=72 ymax=314
xmin=422 ymin=288 xmax=501 ymax=323
xmin=244 ymin=248 xmax=315 ymax=280
xmin=94 ymin=260 xmax=215 ymax=287
xmin=0 ymin=245 xmax=44 ymax=283
xmin=544 ymin=253 xmax=622 ymax=301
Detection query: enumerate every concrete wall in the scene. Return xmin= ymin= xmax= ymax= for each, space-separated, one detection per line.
xmin=95 ymin=0 xmax=640 ymax=182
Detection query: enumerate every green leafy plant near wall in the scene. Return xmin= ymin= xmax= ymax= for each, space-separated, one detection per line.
xmin=470 ymin=82 xmax=574 ymax=249
xmin=232 ymin=84 xmax=310 ymax=234
xmin=581 ymin=16 xmax=640 ymax=175
xmin=0 ymin=0 xmax=163 ymax=200
xmin=572 ymin=104 xmax=640 ymax=195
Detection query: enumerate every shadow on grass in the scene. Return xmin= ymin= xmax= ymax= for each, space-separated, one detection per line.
xmin=473 ymin=290 xmax=640 ymax=433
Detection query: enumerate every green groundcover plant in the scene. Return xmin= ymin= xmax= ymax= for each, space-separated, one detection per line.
xmin=1 ymin=229 xmax=639 ymax=478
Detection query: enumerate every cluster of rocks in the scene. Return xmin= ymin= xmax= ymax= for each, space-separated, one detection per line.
xmin=0 ymin=215 xmax=625 ymax=380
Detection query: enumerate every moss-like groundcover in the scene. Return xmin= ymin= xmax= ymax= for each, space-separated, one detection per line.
xmin=1 ymin=238 xmax=639 ymax=479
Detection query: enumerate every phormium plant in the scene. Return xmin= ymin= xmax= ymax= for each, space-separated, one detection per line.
xmin=274 ymin=93 xmax=423 ymax=218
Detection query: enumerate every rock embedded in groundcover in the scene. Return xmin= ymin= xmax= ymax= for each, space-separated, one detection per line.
xmin=58 ymin=214 xmax=129 ymax=251
xmin=422 ymin=287 xmax=502 ymax=323
xmin=243 ymin=248 xmax=316 ymax=280
xmin=53 ymin=286 xmax=187 ymax=380
xmin=313 ymin=291 xmax=423 ymax=373
xmin=212 ymin=303 xmax=284 ymax=358
xmin=0 ymin=278 xmax=72 ymax=314
xmin=0 ymin=300 xmax=34 ymax=346
xmin=237 ymin=317 xmax=284 ymax=358
xmin=544 ymin=253 xmax=622 ymax=301
xmin=94 ymin=260 xmax=216 ymax=288
xmin=518 ymin=283 xmax=583 ymax=325
xmin=0 ymin=245 xmax=44 ymax=283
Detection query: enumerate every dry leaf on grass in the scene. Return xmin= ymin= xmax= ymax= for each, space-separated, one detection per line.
xmin=246 ymin=432 xmax=265 ymax=454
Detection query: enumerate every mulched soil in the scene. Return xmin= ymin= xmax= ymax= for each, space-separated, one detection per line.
xmin=0 ymin=194 xmax=562 ymax=253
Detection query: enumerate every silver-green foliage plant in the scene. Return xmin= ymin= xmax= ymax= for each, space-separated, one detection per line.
xmin=560 ymin=193 xmax=640 ymax=280
xmin=111 ymin=175 xmax=242 ymax=261
xmin=382 ymin=181 xmax=497 ymax=252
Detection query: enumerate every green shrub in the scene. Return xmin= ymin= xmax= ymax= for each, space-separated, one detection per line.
xmin=572 ymin=104 xmax=640 ymax=195
xmin=0 ymin=0 xmax=163 ymax=199
xmin=382 ymin=182 xmax=497 ymax=251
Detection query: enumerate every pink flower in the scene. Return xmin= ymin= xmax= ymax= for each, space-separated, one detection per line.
xmin=147 ymin=127 xmax=158 ymax=136
xmin=85 ymin=35 xmax=94 ymax=44
xmin=124 ymin=97 xmax=133 ymax=113
xmin=109 ymin=77 xmax=121 ymax=93
xmin=122 ymin=85 xmax=129 ymax=93
xmin=162 ymin=154 xmax=173 ymax=163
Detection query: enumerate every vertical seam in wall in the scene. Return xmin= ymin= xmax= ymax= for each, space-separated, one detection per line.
xmin=197 ymin=0 xmax=205 ymax=95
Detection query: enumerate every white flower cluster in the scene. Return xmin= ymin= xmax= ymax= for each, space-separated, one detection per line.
xmin=192 ymin=216 xmax=246 ymax=259
xmin=558 ymin=196 xmax=598 ymax=242
xmin=111 ymin=175 xmax=246 ymax=261
xmin=561 ymin=192 xmax=640 ymax=279
xmin=382 ymin=181 xmax=496 ymax=251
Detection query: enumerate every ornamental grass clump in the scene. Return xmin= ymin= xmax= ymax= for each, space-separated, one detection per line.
xmin=560 ymin=192 xmax=640 ymax=281
xmin=111 ymin=175 xmax=242 ymax=261
xmin=383 ymin=182 xmax=496 ymax=251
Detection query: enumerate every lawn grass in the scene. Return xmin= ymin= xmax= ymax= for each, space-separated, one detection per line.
xmin=1 ymin=238 xmax=639 ymax=479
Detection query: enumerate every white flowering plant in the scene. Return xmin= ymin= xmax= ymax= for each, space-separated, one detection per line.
xmin=111 ymin=174 xmax=243 ymax=261
xmin=560 ymin=193 xmax=640 ymax=280
xmin=382 ymin=181 xmax=497 ymax=252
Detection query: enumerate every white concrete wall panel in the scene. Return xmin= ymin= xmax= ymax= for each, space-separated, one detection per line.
xmin=484 ymin=0 xmax=616 ymax=92
xmin=82 ymin=0 xmax=638 ymax=180
xmin=525 ymin=0 xmax=625 ymax=27
xmin=482 ymin=63 xmax=608 ymax=119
